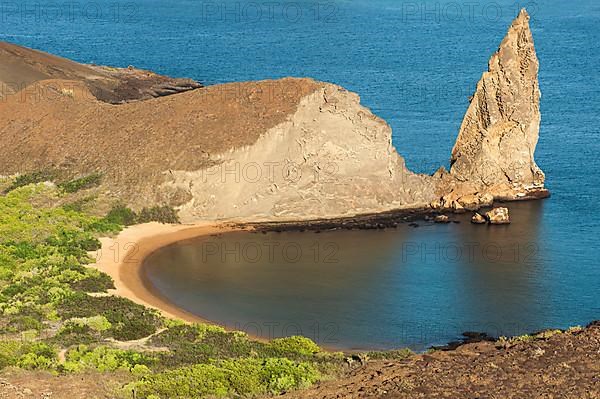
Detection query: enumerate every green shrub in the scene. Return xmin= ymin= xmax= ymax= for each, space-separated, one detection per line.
xmin=48 ymin=323 xmax=99 ymax=347
xmin=128 ymin=357 xmax=321 ymax=398
xmin=69 ymin=269 xmax=115 ymax=293
xmin=67 ymin=316 xmax=112 ymax=332
xmin=149 ymin=325 xmax=222 ymax=368
xmin=103 ymin=204 xmax=180 ymax=226
xmin=0 ymin=341 xmax=23 ymax=369
xmin=269 ymin=336 xmax=321 ymax=356
xmin=105 ymin=205 xmax=138 ymax=226
xmin=64 ymin=345 xmax=155 ymax=373
xmin=3 ymin=170 xmax=57 ymax=194
xmin=0 ymin=182 xmax=341 ymax=397
xmin=16 ymin=342 xmax=58 ymax=371
xmin=5 ymin=315 xmax=43 ymax=333
xmin=58 ymin=293 xmax=161 ymax=341
xmin=136 ymin=206 xmax=180 ymax=224
xmin=58 ymin=173 xmax=102 ymax=193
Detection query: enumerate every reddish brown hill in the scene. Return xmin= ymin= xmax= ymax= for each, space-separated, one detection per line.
xmin=0 ymin=76 xmax=322 ymax=208
xmin=283 ymin=323 xmax=600 ymax=399
xmin=0 ymin=41 xmax=201 ymax=103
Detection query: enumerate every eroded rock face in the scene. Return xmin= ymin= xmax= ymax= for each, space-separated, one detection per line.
xmin=446 ymin=9 xmax=547 ymax=203
xmin=168 ymin=84 xmax=437 ymax=222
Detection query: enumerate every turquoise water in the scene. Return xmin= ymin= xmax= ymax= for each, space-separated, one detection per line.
xmin=4 ymin=1 xmax=599 ymax=349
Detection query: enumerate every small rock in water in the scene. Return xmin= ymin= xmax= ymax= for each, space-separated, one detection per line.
xmin=485 ymin=207 xmax=510 ymax=224
xmin=434 ymin=215 xmax=450 ymax=223
xmin=471 ymin=212 xmax=487 ymax=224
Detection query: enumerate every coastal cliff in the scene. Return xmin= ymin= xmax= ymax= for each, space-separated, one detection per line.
xmin=0 ymin=10 xmax=546 ymax=222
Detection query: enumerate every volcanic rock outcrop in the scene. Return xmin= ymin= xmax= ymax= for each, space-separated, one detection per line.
xmin=436 ymin=9 xmax=548 ymax=210
xmin=0 ymin=9 xmax=547 ymax=223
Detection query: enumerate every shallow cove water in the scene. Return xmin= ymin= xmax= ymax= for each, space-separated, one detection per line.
xmin=4 ymin=1 xmax=599 ymax=350
xmin=144 ymin=201 xmax=599 ymax=350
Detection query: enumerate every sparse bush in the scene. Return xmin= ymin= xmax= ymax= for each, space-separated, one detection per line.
xmin=535 ymin=329 xmax=563 ymax=340
xmin=367 ymin=348 xmax=414 ymax=360
xmin=104 ymin=204 xmax=137 ymax=226
xmin=58 ymin=173 xmax=102 ymax=193
xmin=3 ymin=170 xmax=57 ymax=194
xmin=136 ymin=206 xmax=180 ymax=224
xmin=62 ymin=196 xmax=96 ymax=212
xmin=103 ymin=204 xmax=180 ymax=226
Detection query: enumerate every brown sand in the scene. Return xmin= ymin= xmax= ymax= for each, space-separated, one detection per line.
xmin=91 ymin=222 xmax=246 ymax=325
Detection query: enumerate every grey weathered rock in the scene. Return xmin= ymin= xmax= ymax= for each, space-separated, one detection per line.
xmin=448 ymin=9 xmax=547 ymax=201
xmin=485 ymin=207 xmax=511 ymax=225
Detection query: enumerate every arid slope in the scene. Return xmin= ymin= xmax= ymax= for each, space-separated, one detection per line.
xmin=0 ymin=41 xmax=200 ymax=103
xmin=282 ymin=323 xmax=600 ymax=399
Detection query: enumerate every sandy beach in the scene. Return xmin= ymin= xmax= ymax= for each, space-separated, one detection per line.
xmin=91 ymin=221 xmax=246 ymax=325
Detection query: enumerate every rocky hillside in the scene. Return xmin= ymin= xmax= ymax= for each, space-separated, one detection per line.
xmin=0 ymin=41 xmax=201 ymax=103
xmin=0 ymin=10 xmax=547 ymax=223
xmin=282 ymin=322 xmax=600 ymax=399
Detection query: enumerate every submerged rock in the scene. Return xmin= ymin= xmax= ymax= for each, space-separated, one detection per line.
xmin=434 ymin=215 xmax=451 ymax=223
xmin=485 ymin=207 xmax=511 ymax=225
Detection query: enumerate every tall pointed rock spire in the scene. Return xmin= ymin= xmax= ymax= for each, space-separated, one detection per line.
xmin=449 ymin=9 xmax=546 ymax=197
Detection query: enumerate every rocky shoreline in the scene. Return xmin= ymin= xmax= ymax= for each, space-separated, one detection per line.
xmin=243 ymin=193 xmax=550 ymax=233
xmin=282 ymin=321 xmax=600 ymax=399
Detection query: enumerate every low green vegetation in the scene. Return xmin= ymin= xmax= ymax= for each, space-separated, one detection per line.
xmin=3 ymin=170 xmax=103 ymax=195
xmin=58 ymin=173 xmax=103 ymax=193
xmin=127 ymin=357 xmax=321 ymax=398
xmin=0 ymin=180 xmax=346 ymax=398
xmin=2 ymin=170 xmax=58 ymax=194
xmin=106 ymin=204 xmax=180 ymax=225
